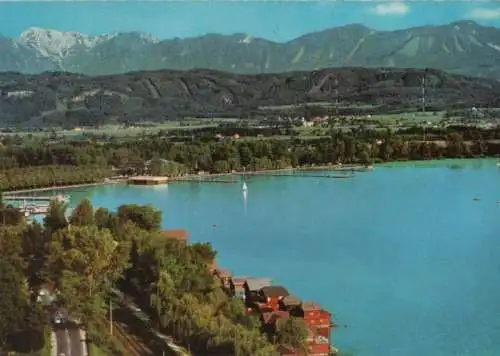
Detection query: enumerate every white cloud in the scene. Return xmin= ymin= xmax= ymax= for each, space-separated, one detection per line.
xmin=373 ymin=2 xmax=409 ymax=16
xmin=468 ymin=7 xmax=500 ymax=20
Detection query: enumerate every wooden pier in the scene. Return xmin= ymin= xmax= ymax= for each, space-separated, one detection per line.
xmin=170 ymin=177 xmax=237 ymax=184
xmin=19 ymin=204 xmax=50 ymax=215
xmin=329 ymin=165 xmax=374 ymax=172
xmin=127 ymin=175 xmax=237 ymax=185
xmin=246 ymin=173 xmax=353 ymax=179
xmin=127 ymin=176 xmax=168 ymax=185
xmin=3 ymin=194 xmax=69 ymax=202
xmin=2 ymin=195 xmax=63 ymax=217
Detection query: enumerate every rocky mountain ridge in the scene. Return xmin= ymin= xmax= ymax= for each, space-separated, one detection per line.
xmin=19 ymin=27 xmax=111 ymax=63
xmin=1 ymin=21 xmax=500 ymax=78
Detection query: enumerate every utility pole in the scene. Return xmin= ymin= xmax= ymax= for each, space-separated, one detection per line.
xmin=421 ymin=76 xmax=426 ymax=114
xmin=109 ymin=298 xmax=113 ymax=335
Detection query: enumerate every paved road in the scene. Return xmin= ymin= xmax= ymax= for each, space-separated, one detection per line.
xmin=54 ymin=326 xmax=84 ymax=356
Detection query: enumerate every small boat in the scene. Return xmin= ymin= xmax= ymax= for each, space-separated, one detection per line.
xmin=497 ymin=162 xmax=500 ymax=167
xmin=242 ymin=181 xmax=248 ymax=191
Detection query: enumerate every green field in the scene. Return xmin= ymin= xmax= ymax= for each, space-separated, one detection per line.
xmin=367 ymin=111 xmax=446 ymax=123
xmin=89 ymin=343 xmax=108 ymax=356
xmin=1 ymin=109 xmax=486 ymax=141
xmin=3 ymin=118 xmax=239 ymax=138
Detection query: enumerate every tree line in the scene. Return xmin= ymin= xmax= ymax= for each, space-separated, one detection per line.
xmin=1 ymin=126 xmax=500 ymax=190
xmin=0 ymin=199 xmax=309 ymax=355
xmin=0 ymin=165 xmax=111 ymax=191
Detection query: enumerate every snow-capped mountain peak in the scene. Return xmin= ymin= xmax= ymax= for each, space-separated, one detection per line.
xmin=18 ymin=27 xmax=108 ymax=60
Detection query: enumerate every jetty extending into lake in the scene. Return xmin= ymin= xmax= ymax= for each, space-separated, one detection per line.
xmin=236 ymin=172 xmax=353 ymax=179
xmin=170 ymin=177 xmax=237 ymax=183
xmin=127 ymin=175 xmax=237 ymax=185
xmin=127 ymin=176 xmax=169 ymax=185
xmin=2 ymin=193 xmax=70 ymax=216
xmin=3 ymin=194 xmax=69 ymax=202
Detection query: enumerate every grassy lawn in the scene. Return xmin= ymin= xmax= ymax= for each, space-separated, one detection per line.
xmin=259 ymin=102 xmax=377 ymax=110
xmin=3 ymin=118 xmax=239 ymax=138
xmin=89 ymin=343 xmax=108 ymax=356
xmin=368 ymin=111 xmax=446 ymax=123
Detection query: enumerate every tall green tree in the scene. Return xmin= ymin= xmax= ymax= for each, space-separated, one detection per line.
xmin=69 ymin=198 xmax=94 ymax=226
xmin=0 ymin=226 xmax=26 ymax=272
xmin=94 ymin=207 xmax=114 ymax=230
xmin=0 ymin=259 xmax=27 ymax=348
xmin=117 ymin=204 xmax=161 ymax=231
xmin=46 ymin=225 xmax=129 ymax=322
xmin=20 ymin=222 xmax=47 ymax=294
xmin=43 ymin=200 xmax=68 ymax=234
xmin=274 ymin=317 xmax=308 ymax=352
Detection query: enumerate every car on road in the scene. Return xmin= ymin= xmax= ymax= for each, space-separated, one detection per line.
xmin=53 ymin=309 xmax=67 ymax=324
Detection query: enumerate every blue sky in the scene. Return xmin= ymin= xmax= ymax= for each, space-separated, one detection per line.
xmin=0 ymin=1 xmax=500 ymax=42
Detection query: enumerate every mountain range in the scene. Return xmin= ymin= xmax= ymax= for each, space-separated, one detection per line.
xmin=1 ymin=21 xmax=500 ymax=78
xmin=1 ymin=67 xmax=500 ymax=127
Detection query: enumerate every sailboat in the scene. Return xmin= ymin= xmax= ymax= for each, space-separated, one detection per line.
xmin=242 ymin=181 xmax=248 ymax=191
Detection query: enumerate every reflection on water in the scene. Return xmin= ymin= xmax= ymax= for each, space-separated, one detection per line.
xmin=242 ymin=189 xmax=248 ymax=215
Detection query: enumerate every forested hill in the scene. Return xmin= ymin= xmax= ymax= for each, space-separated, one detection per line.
xmin=1 ymin=67 xmax=500 ymax=127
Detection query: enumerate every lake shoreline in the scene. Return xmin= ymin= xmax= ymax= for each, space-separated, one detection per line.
xmin=3 ymin=179 xmax=123 ymax=195
xmin=3 ymin=157 xmax=497 ymax=195
xmin=1 ymin=164 xmax=364 ymax=194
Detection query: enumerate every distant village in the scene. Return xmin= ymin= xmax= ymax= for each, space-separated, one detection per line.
xmin=1 ymin=105 xmax=499 ymax=137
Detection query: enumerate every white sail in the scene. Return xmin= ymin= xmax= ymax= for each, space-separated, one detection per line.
xmin=242 ymin=181 xmax=248 ymax=191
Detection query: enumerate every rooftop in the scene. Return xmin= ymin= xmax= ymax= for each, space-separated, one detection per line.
xmin=231 ymin=276 xmax=250 ymax=287
xmin=128 ymin=175 xmax=169 ymax=182
xmin=302 ymin=301 xmax=321 ymax=311
xmin=281 ymin=295 xmax=302 ymax=307
xmin=245 ymin=277 xmax=272 ymax=291
xmin=261 ymin=285 xmax=290 ymax=298
xmin=162 ymin=230 xmax=189 ymax=241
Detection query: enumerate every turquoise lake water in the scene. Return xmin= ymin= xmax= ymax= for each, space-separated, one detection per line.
xmin=62 ymin=159 xmax=500 ymax=356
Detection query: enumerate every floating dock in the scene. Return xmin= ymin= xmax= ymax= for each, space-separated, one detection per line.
xmin=170 ymin=177 xmax=237 ymax=184
xmin=242 ymin=173 xmax=353 ymax=179
xmin=329 ymin=165 xmax=374 ymax=172
xmin=235 ymin=172 xmax=353 ymax=179
xmin=19 ymin=204 xmax=50 ymax=215
xmin=127 ymin=175 xmax=237 ymax=185
xmin=127 ymin=176 xmax=169 ymax=185
xmin=2 ymin=195 xmax=64 ymax=217
xmin=3 ymin=194 xmax=69 ymax=202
